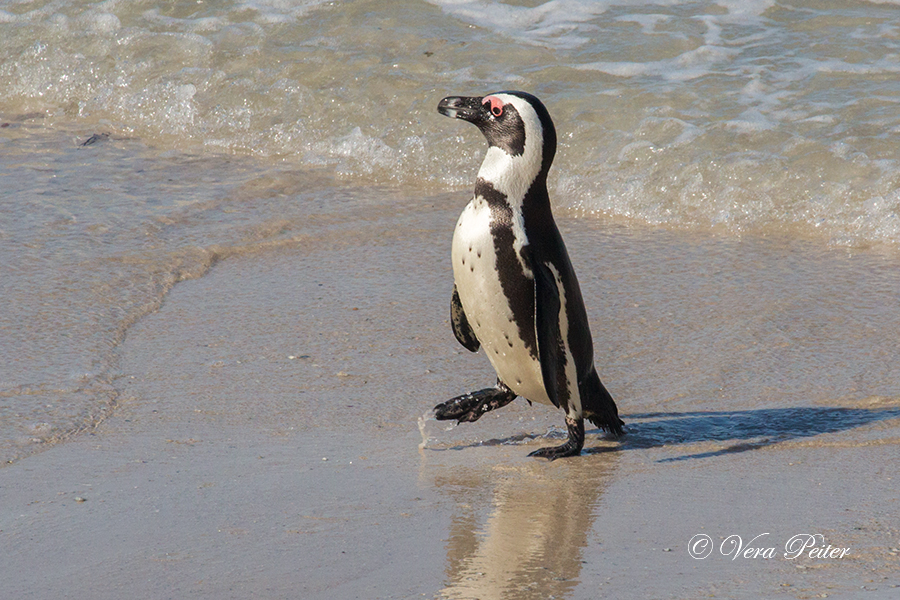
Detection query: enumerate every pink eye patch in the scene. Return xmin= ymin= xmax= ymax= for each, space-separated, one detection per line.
xmin=484 ymin=96 xmax=504 ymax=117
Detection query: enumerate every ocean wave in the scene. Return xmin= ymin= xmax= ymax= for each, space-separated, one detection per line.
xmin=1 ymin=0 xmax=900 ymax=246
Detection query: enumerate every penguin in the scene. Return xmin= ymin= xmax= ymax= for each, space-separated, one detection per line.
xmin=433 ymin=91 xmax=624 ymax=460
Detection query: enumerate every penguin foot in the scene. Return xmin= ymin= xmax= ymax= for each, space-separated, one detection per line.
xmin=434 ymin=382 xmax=517 ymax=424
xmin=528 ymin=416 xmax=584 ymax=460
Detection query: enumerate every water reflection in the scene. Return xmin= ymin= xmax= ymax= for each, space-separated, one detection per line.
xmin=426 ymin=452 xmax=618 ymax=600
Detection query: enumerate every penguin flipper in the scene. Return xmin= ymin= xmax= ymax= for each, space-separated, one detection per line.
xmin=534 ymin=260 xmax=562 ymax=409
xmin=451 ymin=284 xmax=480 ymax=352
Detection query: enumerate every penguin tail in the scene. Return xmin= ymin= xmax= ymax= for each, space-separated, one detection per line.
xmin=581 ymin=368 xmax=624 ymax=437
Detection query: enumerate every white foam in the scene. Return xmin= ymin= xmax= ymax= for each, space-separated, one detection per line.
xmin=714 ymin=0 xmax=776 ymax=18
xmin=234 ymin=0 xmax=335 ymax=23
xmin=577 ymin=43 xmax=740 ymax=81
xmin=142 ymin=9 xmax=226 ymax=33
xmin=88 ymin=12 xmax=120 ymax=34
xmin=426 ymin=0 xmax=618 ymax=49
xmin=615 ymin=13 xmax=674 ymax=36
xmin=723 ymin=109 xmax=776 ymax=133
xmin=325 ymin=127 xmax=399 ymax=176
xmin=2 ymin=0 xmax=900 ymax=247
xmin=418 ymin=411 xmax=437 ymax=449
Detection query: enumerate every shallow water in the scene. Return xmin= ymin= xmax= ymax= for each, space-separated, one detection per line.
xmin=3 ymin=0 xmax=900 ymax=242
xmin=1 ymin=125 xmax=285 ymax=458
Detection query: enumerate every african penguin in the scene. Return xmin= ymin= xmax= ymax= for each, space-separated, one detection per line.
xmin=433 ymin=91 xmax=624 ymax=460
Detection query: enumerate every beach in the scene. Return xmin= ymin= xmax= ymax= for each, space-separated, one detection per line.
xmin=2 ymin=1 xmax=900 ymax=597
xmin=3 ymin=165 xmax=899 ymax=597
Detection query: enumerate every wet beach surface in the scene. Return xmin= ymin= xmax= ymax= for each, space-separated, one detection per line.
xmin=2 ymin=177 xmax=898 ymax=598
xmin=4 ymin=1 xmax=900 ymax=595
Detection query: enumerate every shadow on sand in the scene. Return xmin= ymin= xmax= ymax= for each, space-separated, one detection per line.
xmin=427 ymin=405 xmax=900 ymax=461
xmin=584 ymin=406 xmax=900 ymax=461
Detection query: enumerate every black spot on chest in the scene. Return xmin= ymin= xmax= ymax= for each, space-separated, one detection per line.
xmin=475 ymin=178 xmax=537 ymax=357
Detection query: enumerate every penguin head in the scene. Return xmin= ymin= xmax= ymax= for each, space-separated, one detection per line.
xmin=438 ymin=91 xmax=557 ymax=186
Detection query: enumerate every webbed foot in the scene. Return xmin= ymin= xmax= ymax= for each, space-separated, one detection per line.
xmin=528 ymin=416 xmax=584 ymax=460
xmin=434 ymin=382 xmax=517 ymax=424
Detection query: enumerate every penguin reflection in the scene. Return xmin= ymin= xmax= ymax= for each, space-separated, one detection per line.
xmin=435 ymin=452 xmax=617 ymax=599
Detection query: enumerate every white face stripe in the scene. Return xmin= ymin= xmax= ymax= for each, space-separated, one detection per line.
xmin=475 ymin=94 xmax=546 ymax=279
xmin=476 ymin=93 xmax=545 ymax=204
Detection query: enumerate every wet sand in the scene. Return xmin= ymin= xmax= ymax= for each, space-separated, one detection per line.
xmin=2 ymin=193 xmax=899 ymax=599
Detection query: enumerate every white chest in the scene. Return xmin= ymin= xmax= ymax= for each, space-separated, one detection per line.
xmin=451 ymin=197 xmax=551 ymax=405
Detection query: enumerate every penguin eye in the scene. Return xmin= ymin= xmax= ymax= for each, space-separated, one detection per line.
xmin=484 ymin=96 xmax=504 ymax=118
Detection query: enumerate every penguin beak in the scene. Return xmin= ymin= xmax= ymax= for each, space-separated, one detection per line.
xmin=437 ymin=96 xmax=485 ymax=123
